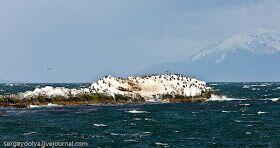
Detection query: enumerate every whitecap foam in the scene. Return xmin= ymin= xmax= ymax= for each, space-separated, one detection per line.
xmin=145 ymin=118 xmax=157 ymax=122
xmin=28 ymin=105 xmax=42 ymax=108
xmin=94 ymin=124 xmax=107 ymax=127
xmin=210 ymin=84 xmax=218 ymax=86
xmin=241 ymin=114 xmax=255 ymax=116
xmin=251 ymin=88 xmax=260 ymax=91
xmin=46 ymin=103 xmax=62 ymax=107
xmin=243 ymin=85 xmax=250 ymax=89
xmin=271 ymin=98 xmax=279 ymax=102
xmin=260 ymin=98 xmax=280 ymax=102
xmin=127 ymin=110 xmax=149 ymax=114
xmin=28 ymin=103 xmax=62 ymax=108
xmin=234 ymin=120 xmax=243 ymax=123
xmin=257 ymin=111 xmax=269 ymax=115
xmin=110 ymin=133 xmax=119 ymax=136
xmin=124 ymin=140 xmax=138 ymax=142
xmin=208 ymin=94 xmax=245 ymax=101
xmin=234 ymin=120 xmax=259 ymax=123
xmin=23 ymin=132 xmax=36 ymax=135
xmin=239 ymin=104 xmax=250 ymax=106
xmin=222 ymin=110 xmax=233 ymax=113
xmin=246 ymin=132 xmax=251 ymax=135
xmin=155 ymin=142 xmax=169 ymax=146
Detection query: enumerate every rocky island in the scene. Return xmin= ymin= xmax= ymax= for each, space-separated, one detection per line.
xmin=0 ymin=74 xmax=212 ymax=108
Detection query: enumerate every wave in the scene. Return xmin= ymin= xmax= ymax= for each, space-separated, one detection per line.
xmin=257 ymin=111 xmax=269 ymax=115
xmin=243 ymin=83 xmax=272 ymax=89
xmin=221 ymin=110 xmax=237 ymax=113
xmin=46 ymin=103 xmax=62 ymax=107
xmin=271 ymin=98 xmax=280 ymax=102
xmin=127 ymin=110 xmax=150 ymax=114
xmin=124 ymin=140 xmax=139 ymax=142
xmin=94 ymin=124 xmax=107 ymax=127
xmin=251 ymin=88 xmax=261 ymax=91
xmin=234 ymin=120 xmax=259 ymax=123
xmin=28 ymin=105 xmax=41 ymax=108
xmin=243 ymin=85 xmax=250 ymax=89
xmin=155 ymin=142 xmax=169 ymax=146
xmin=209 ymin=84 xmax=219 ymax=86
xmin=209 ymin=95 xmax=279 ymax=102
xmin=260 ymin=98 xmax=279 ymax=102
xmin=208 ymin=94 xmax=246 ymax=101
xmin=28 ymin=103 xmax=62 ymax=108
xmin=239 ymin=104 xmax=250 ymax=106
xmin=23 ymin=132 xmax=36 ymax=135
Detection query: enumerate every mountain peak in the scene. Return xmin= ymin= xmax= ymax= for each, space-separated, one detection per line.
xmin=191 ymin=28 xmax=280 ymax=62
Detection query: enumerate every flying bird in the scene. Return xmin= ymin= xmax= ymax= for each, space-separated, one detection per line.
xmin=46 ymin=68 xmax=54 ymax=71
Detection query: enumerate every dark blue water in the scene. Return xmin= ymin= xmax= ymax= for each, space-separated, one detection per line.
xmin=0 ymin=82 xmax=280 ymax=147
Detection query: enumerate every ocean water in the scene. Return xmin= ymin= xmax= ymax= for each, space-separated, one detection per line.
xmin=0 ymin=82 xmax=280 ymax=147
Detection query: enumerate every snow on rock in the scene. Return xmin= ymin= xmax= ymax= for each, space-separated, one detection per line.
xmin=91 ymin=74 xmax=211 ymax=100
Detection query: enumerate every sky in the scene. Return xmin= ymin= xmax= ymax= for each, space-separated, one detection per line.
xmin=0 ymin=0 xmax=280 ymax=82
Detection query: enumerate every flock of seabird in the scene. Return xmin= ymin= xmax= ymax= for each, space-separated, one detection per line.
xmin=20 ymin=74 xmax=209 ymax=100
xmin=91 ymin=74 xmax=209 ymax=98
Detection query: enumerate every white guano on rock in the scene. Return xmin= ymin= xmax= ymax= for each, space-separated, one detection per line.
xmin=90 ymin=74 xmax=210 ymax=101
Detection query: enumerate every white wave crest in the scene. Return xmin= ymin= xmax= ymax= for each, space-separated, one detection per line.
xmin=94 ymin=124 xmax=107 ymax=127
xmin=127 ymin=110 xmax=149 ymax=114
xmin=23 ymin=132 xmax=36 ymax=135
xmin=28 ymin=105 xmax=42 ymax=108
xmin=155 ymin=142 xmax=169 ymax=146
xmin=208 ymin=94 xmax=245 ymax=101
xmin=271 ymin=98 xmax=279 ymax=102
xmin=46 ymin=103 xmax=62 ymax=107
xmin=257 ymin=111 xmax=269 ymax=115
xmin=261 ymin=98 xmax=279 ymax=102
xmin=239 ymin=104 xmax=250 ymax=106
xmin=28 ymin=103 xmax=62 ymax=108
xmin=124 ymin=139 xmax=139 ymax=142
xmin=221 ymin=110 xmax=236 ymax=113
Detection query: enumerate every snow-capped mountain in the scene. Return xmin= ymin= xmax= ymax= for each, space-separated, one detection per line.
xmin=139 ymin=28 xmax=280 ymax=82
xmin=191 ymin=28 xmax=280 ymax=63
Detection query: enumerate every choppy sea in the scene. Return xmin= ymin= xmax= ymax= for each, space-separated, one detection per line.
xmin=0 ymin=82 xmax=280 ymax=147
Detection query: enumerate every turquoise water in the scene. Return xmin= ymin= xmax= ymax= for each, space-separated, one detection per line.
xmin=0 ymin=82 xmax=280 ymax=147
